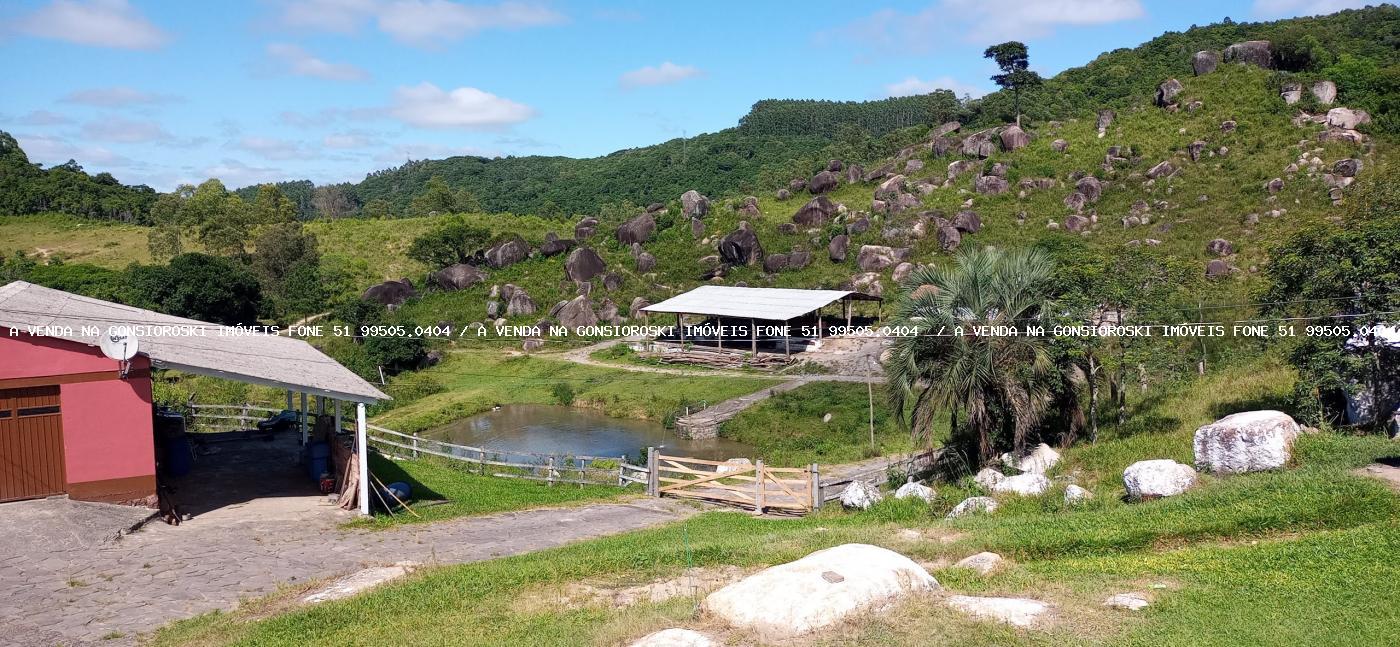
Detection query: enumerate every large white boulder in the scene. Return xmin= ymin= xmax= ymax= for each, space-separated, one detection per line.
xmin=840 ymin=480 xmax=884 ymax=510
xmin=1001 ymin=443 xmax=1061 ymax=474
xmin=946 ymin=496 xmax=998 ymax=519
xmin=1193 ymin=410 xmax=1300 ymax=474
xmin=973 ymin=468 xmax=1005 ymax=490
xmin=992 ymin=473 xmax=1051 ymax=496
xmin=1123 ymin=460 xmax=1197 ymax=499
xmin=628 ymin=629 xmax=717 ymax=647
xmin=894 ymin=481 xmax=934 ymax=502
xmin=703 ymin=543 xmax=938 ymax=640
xmin=946 ymin=595 xmax=1050 ymax=627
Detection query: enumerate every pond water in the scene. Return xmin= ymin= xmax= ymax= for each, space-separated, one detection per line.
xmin=423 ymin=404 xmax=755 ymax=461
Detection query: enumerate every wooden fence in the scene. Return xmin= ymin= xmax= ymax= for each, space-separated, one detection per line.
xmin=815 ymin=447 xmax=946 ymax=505
xmin=648 ymin=450 xmax=818 ymax=514
xmin=187 ymin=404 xmax=286 ymax=433
xmin=366 ymin=424 xmax=630 ymax=487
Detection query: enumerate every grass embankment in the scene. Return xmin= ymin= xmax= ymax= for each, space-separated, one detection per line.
xmin=371 ymin=348 xmax=779 ymax=434
xmin=351 ymin=452 xmax=629 ymax=528
xmin=153 ymin=355 xmax=1400 ymax=646
xmin=719 ymin=381 xmax=920 ymax=466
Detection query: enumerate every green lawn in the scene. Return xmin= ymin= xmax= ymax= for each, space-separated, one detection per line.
xmin=371 ymin=348 xmax=779 ymax=434
xmin=720 ymin=381 xmax=921 ymax=466
xmin=152 ymin=354 xmax=1400 ymax=646
xmin=350 ymin=452 xmax=629 ymax=528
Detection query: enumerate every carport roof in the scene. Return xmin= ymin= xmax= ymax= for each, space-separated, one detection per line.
xmin=0 ymin=281 xmax=388 ymax=403
xmin=640 ymin=285 xmax=879 ymax=322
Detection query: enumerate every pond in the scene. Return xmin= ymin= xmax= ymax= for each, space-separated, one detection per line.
xmin=423 ymin=404 xmax=755 ymax=461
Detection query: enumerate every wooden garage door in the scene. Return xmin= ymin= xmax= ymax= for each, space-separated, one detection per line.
xmin=0 ymin=386 xmax=66 ymax=503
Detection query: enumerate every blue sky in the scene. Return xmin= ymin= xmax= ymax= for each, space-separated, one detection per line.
xmin=0 ymin=0 xmax=1369 ymax=191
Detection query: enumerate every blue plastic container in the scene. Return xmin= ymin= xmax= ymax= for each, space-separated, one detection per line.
xmin=307 ymin=441 xmax=331 ymax=480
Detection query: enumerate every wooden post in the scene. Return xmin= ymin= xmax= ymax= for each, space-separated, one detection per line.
xmin=750 ymin=318 xmax=757 ymax=355
xmin=412 ymin=432 xmax=420 ymax=459
xmin=717 ymin=317 xmax=723 ymax=351
xmin=817 ymin=307 xmax=824 ymax=340
xmin=334 ymin=399 xmax=342 ymax=434
xmin=677 ymin=314 xmax=684 ymax=342
xmin=618 ymin=454 xmax=627 ymax=487
xmin=784 ymin=319 xmax=791 ymax=358
xmin=810 ymin=464 xmax=821 ymax=511
xmin=299 ymin=392 xmax=308 ymax=445
xmin=646 ymin=446 xmax=658 ymax=496
xmin=479 ymin=449 xmax=487 ymax=475
xmin=356 ymin=403 xmax=369 ymax=516
xmin=845 ymin=300 xmax=852 ymax=329
xmin=547 ymin=456 xmax=555 ymax=487
xmin=754 ymin=459 xmax=765 ymax=515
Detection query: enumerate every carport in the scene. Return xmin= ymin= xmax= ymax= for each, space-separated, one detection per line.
xmin=0 ymin=281 xmax=388 ymax=515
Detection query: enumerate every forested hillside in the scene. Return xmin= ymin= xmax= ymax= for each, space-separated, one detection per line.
xmin=0 ymin=132 xmax=156 ymax=222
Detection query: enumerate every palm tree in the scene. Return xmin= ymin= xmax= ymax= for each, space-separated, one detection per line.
xmin=886 ymin=247 xmax=1057 ymax=463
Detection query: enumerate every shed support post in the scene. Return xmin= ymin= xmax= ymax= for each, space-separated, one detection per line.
xmin=845 ymin=300 xmax=852 ymax=328
xmin=817 ymin=307 xmax=824 ymax=340
xmin=810 ymin=464 xmax=821 ymax=511
xmin=334 ymin=400 xmax=342 ymax=434
xmin=285 ymin=390 xmax=293 ymax=412
xmin=750 ymin=318 xmax=757 ymax=355
xmin=677 ymin=314 xmax=684 ymax=343
xmin=754 ymin=459 xmax=765 ymax=515
xmin=299 ymin=392 xmax=308 ymax=445
xmin=356 ymin=403 xmax=369 ymax=516
xmin=717 ymin=317 xmax=723 ymax=351
xmin=784 ymin=320 xmax=791 ymax=359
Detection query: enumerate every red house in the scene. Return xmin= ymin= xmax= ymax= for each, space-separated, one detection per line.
xmin=0 ymin=281 xmax=386 ymax=507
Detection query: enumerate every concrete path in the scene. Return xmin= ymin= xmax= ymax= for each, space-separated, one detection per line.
xmin=0 ymin=496 xmax=690 ymax=646
xmin=673 ymin=379 xmax=811 ymax=438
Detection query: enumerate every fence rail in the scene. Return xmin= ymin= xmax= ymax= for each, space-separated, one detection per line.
xmin=365 ymin=423 xmax=630 ymax=487
xmin=649 ymin=451 xmax=817 ymax=514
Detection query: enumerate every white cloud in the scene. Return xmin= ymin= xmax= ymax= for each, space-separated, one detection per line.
xmin=323 ymin=131 xmax=382 ymax=148
xmin=14 ymin=0 xmax=170 ymax=50
xmin=389 ymin=82 xmax=534 ymax=129
xmin=618 ymin=62 xmax=703 ymax=89
xmin=13 ymin=110 xmax=73 ymax=126
xmin=61 ymin=86 xmax=179 ymax=107
xmin=884 ymin=76 xmax=986 ymax=98
xmin=266 ymin=43 xmax=370 ymax=81
xmin=200 ymin=159 xmax=288 ymax=188
xmin=233 ymin=136 xmax=315 ymax=160
xmin=15 ymin=132 xmax=137 ymax=168
xmin=274 ymin=0 xmax=564 ymax=46
xmin=374 ymin=142 xmax=499 ymax=163
xmin=825 ymin=0 xmax=1144 ymax=54
xmin=79 ymin=116 xmax=175 ymax=143
xmin=1251 ymin=0 xmax=1367 ymax=18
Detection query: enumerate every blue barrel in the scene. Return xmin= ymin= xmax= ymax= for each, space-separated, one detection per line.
xmin=385 ymin=481 xmax=411 ymax=501
xmin=307 ymin=441 xmax=331 ymax=480
xmin=164 ymin=434 xmax=193 ymax=476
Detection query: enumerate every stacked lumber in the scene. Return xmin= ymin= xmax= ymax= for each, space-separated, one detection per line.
xmin=640 ymin=350 xmax=790 ymax=369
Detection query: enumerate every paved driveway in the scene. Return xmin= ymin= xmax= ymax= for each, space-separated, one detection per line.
xmin=0 ymin=495 xmax=686 ymax=645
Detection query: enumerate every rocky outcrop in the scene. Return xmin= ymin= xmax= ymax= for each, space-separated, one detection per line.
xmin=828 ymin=234 xmax=849 ymax=262
xmin=1188 ymin=140 xmax=1207 ymax=162
xmin=430 ymin=264 xmax=486 ymax=291
xmin=556 ymin=295 xmax=598 ymax=329
xmin=1280 ymin=82 xmax=1302 ymax=105
xmin=602 ymin=272 xmax=622 ymax=292
xmin=719 ymin=222 xmax=764 ymax=266
xmin=1123 ymin=459 xmax=1196 ymax=499
xmin=737 ymin=195 xmax=761 ymax=217
xmin=680 ymin=190 xmax=709 ymax=218
xmin=1075 ymin=176 xmax=1102 ymax=203
xmin=937 ymin=225 xmax=961 ymax=252
xmin=1155 ymin=79 xmax=1184 ymax=107
xmin=1001 ymin=443 xmax=1060 ymax=474
xmin=946 ymin=496 xmax=998 ymax=519
xmin=1064 ymin=191 xmax=1087 ymax=213
xmin=539 ymin=232 xmax=574 ymax=257
xmin=946 ymin=596 xmax=1050 ymax=628
xmin=362 ymin=279 xmax=416 ymax=307
xmin=1206 ymin=259 xmax=1232 ymax=278
xmin=975 ymin=175 xmax=1008 ymax=195
xmin=762 ymin=253 xmax=789 ymax=273
xmin=485 ymin=235 xmax=530 ymax=269
xmin=1146 ymin=161 xmax=1176 ymax=179
xmin=1192 ymin=50 xmax=1219 ymax=75
xmin=703 ymin=544 xmax=938 ymax=641
xmin=839 ymin=481 xmax=882 ymax=510
xmin=792 ymin=196 xmax=837 ymax=226
xmin=952 ymin=210 xmax=982 ymax=233
xmin=856 ymin=245 xmax=910 ymax=271
xmin=1193 ymin=410 xmax=1300 ymax=474
xmin=1224 ymin=40 xmax=1272 ymax=68
xmin=894 ymin=480 xmax=934 ymax=502
xmin=999 ymin=125 xmax=1029 ymax=151
xmin=809 ymin=170 xmax=839 ymax=195
xmin=1096 ymin=109 xmax=1114 ymax=136
xmin=891 ymin=262 xmax=915 ymax=284
xmin=1064 ymin=484 xmax=1093 ymax=503
xmin=505 ymin=287 xmax=536 ymax=316
xmin=1051 ymin=138 xmax=1069 ymax=152
xmin=1311 ymin=80 xmax=1337 ymax=105
xmin=1326 ymin=107 xmax=1371 ymax=129
xmin=961 ymin=130 xmax=998 ymax=158
xmin=636 ymin=251 xmax=656 ymax=273
xmin=1206 ymin=238 xmax=1233 ymax=256
xmin=564 ymin=247 xmax=606 ymax=283
xmin=574 ymin=217 xmax=599 ymax=240
xmin=616 ymin=213 xmax=656 ymax=245
xmin=954 ymin=552 xmax=1003 ymax=575
xmin=845 ymin=163 xmax=864 ymax=184
xmin=974 ymin=468 xmax=1005 ymax=490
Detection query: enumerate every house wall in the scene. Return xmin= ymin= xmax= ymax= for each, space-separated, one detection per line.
xmin=0 ymin=332 xmax=155 ymax=503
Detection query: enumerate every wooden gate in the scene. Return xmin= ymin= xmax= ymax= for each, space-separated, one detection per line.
xmin=0 ymin=386 xmax=67 ymax=503
xmin=652 ymin=453 xmax=815 ymax=514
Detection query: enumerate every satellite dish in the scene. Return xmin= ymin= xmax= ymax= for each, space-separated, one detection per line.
xmin=100 ymin=326 xmax=139 ymax=361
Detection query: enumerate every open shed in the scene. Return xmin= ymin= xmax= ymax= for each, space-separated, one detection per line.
xmin=0 ymin=281 xmax=387 ymax=514
xmin=640 ymin=286 xmax=881 ymax=357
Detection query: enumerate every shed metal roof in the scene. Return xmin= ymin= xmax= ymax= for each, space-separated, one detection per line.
xmin=640 ymin=285 xmax=877 ymax=321
xmin=0 ymin=281 xmax=388 ymax=403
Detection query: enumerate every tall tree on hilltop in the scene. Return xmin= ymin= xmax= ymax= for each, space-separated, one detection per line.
xmin=984 ymin=41 xmax=1043 ymax=126
xmin=311 ymin=184 xmax=355 ymax=220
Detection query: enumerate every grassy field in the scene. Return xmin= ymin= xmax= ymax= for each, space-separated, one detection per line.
xmin=151 ymin=355 xmax=1400 ymax=647
xmin=719 ymin=381 xmax=920 ymax=466
xmin=350 ymin=452 xmax=630 ymax=528
xmin=371 ymin=347 xmax=779 ymax=434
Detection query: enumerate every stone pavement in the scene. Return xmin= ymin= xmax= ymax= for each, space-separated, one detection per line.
xmin=0 ymin=496 xmax=689 ymax=646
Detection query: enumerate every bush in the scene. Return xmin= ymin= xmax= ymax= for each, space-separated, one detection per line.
xmin=550 ymin=382 xmax=575 ymax=406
